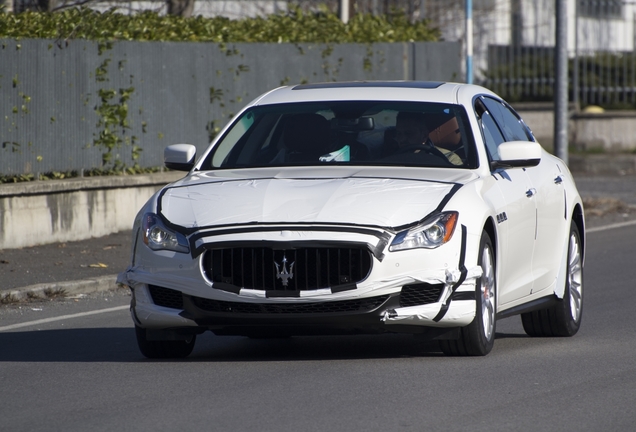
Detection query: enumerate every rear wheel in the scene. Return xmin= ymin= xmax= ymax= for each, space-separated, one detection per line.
xmin=135 ymin=325 xmax=196 ymax=359
xmin=521 ymin=222 xmax=583 ymax=337
xmin=440 ymin=231 xmax=496 ymax=356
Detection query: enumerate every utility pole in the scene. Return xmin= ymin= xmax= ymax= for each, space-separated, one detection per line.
xmin=554 ymin=0 xmax=568 ymax=164
xmin=340 ymin=0 xmax=350 ymax=24
xmin=466 ymin=0 xmax=473 ymax=84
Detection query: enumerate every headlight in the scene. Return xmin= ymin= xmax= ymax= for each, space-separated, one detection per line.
xmin=142 ymin=213 xmax=190 ymax=253
xmin=389 ymin=211 xmax=458 ymax=252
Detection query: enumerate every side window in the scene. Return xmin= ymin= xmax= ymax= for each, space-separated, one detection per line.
xmin=480 ymin=110 xmax=506 ymax=161
xmin=481 ymin=97 xmax=534 ymax=142
xmin=475 ymin=98 xmax=505 ymax=161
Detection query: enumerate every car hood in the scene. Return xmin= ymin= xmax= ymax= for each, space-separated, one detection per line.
xmin=159 ymin=168 xmax=474 ymax=230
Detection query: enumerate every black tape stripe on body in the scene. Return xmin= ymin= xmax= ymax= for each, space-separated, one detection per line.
xmin=391 ymin=183 xmax=463 ymax=232
xmin=433 ymin=224 xmax=468 ymax=323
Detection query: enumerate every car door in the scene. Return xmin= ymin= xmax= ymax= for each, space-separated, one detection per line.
xmin=481 ymin=97 xmax=567 ymax=295
xmin=475 ymin=98 xmax=536 ymax=305
xmin=526 ymin=157 xmax=569 ymax=292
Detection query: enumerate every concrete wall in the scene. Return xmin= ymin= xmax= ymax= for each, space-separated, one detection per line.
xmin=513 ymin=103 xmax=636 ymax=153
xmin=0 ymin=172 xmax=182 ymax=249
xmin=572 ymin=112 xmax=636 ymax=153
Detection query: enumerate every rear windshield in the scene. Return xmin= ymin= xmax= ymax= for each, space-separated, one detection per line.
xmin=199 ymin=101 xmax=477 ymax=170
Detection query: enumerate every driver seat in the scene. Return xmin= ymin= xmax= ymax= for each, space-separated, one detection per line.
xmin=283 ymin=114 xmax=331 ymax=163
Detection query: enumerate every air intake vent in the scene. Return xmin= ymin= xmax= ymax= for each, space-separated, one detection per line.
xmin=192 ymin=295 xmax=390 ymax=314
xmin=149 ymin=285 xmax=184 ymax=309
xmin=399 ymin=283 xmax=444 ymax=307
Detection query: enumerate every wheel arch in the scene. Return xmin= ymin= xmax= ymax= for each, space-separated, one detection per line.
xmin=572 ymin=203 xmax=585 ymax=262
xmin=482 ymin=216 xmax=497 ymax=265
xmin=552 ymin=203 xmax=585 ymax=299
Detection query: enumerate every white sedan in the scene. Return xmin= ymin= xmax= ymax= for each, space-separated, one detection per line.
xmin=118 ymin=81 xmax=584 ymax=358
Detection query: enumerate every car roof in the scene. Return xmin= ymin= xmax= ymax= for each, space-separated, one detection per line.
xmin=251 ymin=81 xmax=473 ymax=106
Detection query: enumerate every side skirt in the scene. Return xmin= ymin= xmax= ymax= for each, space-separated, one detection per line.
xmin=496 ymin=295 xmax=560 ymax=320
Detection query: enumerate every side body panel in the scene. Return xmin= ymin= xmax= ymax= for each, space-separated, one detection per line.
xmin=490 ymin=168 xmax=536 ymax=305
xmin=530 ymin=151 xmax=570 ymax=294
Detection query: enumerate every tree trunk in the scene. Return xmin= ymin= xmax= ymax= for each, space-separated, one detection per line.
xmin=166 ymin=0 xmax=195 ymax=17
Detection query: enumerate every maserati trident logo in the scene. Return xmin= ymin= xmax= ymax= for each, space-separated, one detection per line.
xmin=275 ymin=255 xmax=295 ymax=287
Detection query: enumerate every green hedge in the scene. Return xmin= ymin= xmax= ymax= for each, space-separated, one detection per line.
xmin=0 ymin=7 xmax=439 ymax=43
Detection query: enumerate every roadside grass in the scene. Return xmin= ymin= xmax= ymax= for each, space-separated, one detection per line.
xmin=0 ymin=288 xmax=67 ymax=305
xmin=43 ymin=288 xmax=67 ymax=299
xmin=0 ymin=285 xmax=129 ymax=307
xmin=0 ymin=293 xmax=19 ymax=305
xmin=26 ymin=291 xmax=41 ymax=301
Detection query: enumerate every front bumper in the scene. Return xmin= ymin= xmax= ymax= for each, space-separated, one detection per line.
xmin=124 ymin=272 xmax=480 ymax=337
xmin=119 ymin=223 xmax=482 ymax=336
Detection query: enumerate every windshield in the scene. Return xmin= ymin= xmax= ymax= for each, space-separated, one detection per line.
xmin=200 ymin=101 xmax=477 ymax=170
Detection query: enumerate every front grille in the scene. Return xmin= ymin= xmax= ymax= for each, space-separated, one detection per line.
xmin=203 ymin=247 xmax=372 ymax=292
xmin=149 ymin=285 xmax=184 ymax=309
xmin=192 ymin=295 xmax=390 ymax=315
xmin=399 ymin=283 xmax=444 ymax=307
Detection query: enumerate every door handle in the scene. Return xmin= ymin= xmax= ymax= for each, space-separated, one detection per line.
xmin=554 ymin=176 xmax=563 ymax=184
xmin=526 ymin=188 xmax=537 ymax=198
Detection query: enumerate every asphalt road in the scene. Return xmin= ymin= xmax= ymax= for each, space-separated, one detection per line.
xmin=1 ymin=222 xmax=635 ymax=431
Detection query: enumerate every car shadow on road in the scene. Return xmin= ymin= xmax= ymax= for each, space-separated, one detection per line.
xmin=0 ymin=328 xmax=139 ymax=362
xmin=493 ymin=332 xmax=530 ymax=339
xmin=0 ymin=328 xmax=534 ymax=362
xmin=0 ymin=328 xmax=459 ymax=362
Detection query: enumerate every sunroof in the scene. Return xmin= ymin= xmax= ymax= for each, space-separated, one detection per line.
xmin=292 ymin=81 xmax=445 ymax=90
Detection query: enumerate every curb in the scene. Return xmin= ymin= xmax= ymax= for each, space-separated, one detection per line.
xmin=2 ymin=275 xmax=121 ymax=302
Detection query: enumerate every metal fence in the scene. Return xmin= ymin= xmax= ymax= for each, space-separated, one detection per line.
xmin=0 ymin=39 xmax=460 ymax=176
xmin=476 ymin=0 xmax=636 ymax=108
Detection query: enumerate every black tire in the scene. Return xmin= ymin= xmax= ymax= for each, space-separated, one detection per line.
xmin=521 ymin=222 xmax=583 ymax=337
xmin=135 ymin=325 xmax=196 ymax=359
xmin=440 ymin=231 xmax=496 ymax=356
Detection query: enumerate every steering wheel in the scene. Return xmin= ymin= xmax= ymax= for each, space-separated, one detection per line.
xmin=397 ymin=143 xmax=454 ymax=167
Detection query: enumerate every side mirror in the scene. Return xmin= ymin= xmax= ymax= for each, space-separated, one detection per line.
xmin=164 ymin=144 xmax=196 ymax=171
xmin=491 ymin=141 xmax=542 ymax=170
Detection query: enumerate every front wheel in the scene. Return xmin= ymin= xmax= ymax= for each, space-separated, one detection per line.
xmin=440 ymin=231 xmax=496 ymax=356
xmin=135 ymin=325 xmax=196 ymax=359
xmin=521 ymin=222 xmax=583 ymax=337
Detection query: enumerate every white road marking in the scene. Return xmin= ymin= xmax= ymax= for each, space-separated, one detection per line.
xmin=587 ymin=219 xmax=636 ymax=233
xmin=0 ymin=305 xmax=128 ymax=332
